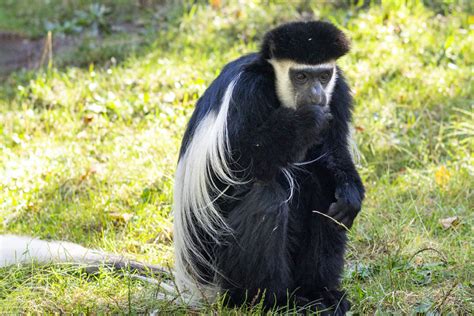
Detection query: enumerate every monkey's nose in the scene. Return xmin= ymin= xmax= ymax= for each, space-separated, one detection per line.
xmin=311 ymin=86 xmax=325 ymax=106
xmin=311 ymin=93 xmax=326 ymax=106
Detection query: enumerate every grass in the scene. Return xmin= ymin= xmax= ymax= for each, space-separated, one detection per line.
xmin=0 ymin=0 xmax=473 ymax=314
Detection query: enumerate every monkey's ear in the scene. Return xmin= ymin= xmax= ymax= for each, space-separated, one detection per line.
xmin=334 ymin=31 xmax=351 ymax=56
xmin=268 ymin=39 xmax=276 ymax=59
xmin=261 ymin=33 xmax=276 ymax=60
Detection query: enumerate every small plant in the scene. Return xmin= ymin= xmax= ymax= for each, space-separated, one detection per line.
xmin=45 ymin=3 xmax=111 ymax=36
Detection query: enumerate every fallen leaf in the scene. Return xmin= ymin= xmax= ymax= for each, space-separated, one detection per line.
xmin=435 ymin=166 xmax=451 ymax=187
xmin=414 ymin=256 xmax=423 ymax=265
xmin=469 ymin=15 xmax=474 ymax=25
xmin=83 ymin=114 xmax=94 ymax=125
xmin=439 ymin=216 xmax=460 ymax=229
xmin=210 ymin=0 xmax=221 ymax=9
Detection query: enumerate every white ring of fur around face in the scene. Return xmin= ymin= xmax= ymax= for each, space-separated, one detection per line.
xmin=268 ymin=59 xmax=337 ymax=109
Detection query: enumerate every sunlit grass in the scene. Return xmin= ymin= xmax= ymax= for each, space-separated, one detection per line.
xmin=0 ymin=0 xmax=472 ymax=314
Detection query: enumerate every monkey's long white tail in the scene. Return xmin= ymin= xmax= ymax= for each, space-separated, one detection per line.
xmin=0 ymin=234 xmax=107 ymax=267
xmin=0 ymin=234 xmax=196 ymax=305
xmin=0 ymin=234 xmax=171 ymax=276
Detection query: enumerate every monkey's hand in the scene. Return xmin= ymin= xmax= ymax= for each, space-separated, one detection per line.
xmin=295 ymin=105 xmax=333 ymax=145
xmin=326 ymin=182 xmax=362 ymax=230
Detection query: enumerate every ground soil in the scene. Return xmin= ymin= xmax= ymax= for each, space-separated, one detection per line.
xmin=0 ymin=31 xmax=77 ymax=74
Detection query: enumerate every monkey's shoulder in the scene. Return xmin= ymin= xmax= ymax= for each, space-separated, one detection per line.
xmin=211 ymin=53 xmax=279 ymax=117
xmin=198 ymin=53 xmax=274 ymax=106
xmin=219 ymin=53 xmax=276 ymax=90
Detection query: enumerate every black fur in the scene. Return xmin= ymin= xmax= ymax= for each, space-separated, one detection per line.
xmin=261 ymin=21 xmax=350 ymax=64
xmin=178 ymin=21 xmax=364 ymax=314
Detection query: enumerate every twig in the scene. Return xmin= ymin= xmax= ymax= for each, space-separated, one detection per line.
xmin=312 ymin=210 xmax=349 ymax=232
xmin=39 ymin=31 xmax=53 ymax=69
xmin=408 ymin=247 xmax=448 ymax=265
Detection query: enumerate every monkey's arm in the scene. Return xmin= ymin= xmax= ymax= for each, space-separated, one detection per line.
xmin=322 ymin=136 xmax=365 ymax=229
xmin=317 ymin=72 xmax=365 ymax=229
xmin=228 ymin=69 xmax=330 ymax=182
xmin=242 ymin=105 xmax=331 ymax=181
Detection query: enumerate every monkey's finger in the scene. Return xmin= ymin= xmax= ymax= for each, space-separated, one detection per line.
xmin=327 ymin=202 xmax=340 ymax=217
xmin=330 ymin=203 xmax=349 ymax=220
xmin=340 ymin=215 xmax=354 ymax=230
xmin=329 ymin=215 xmax=350 ymax=231
xmin=332 ymin=210 xmax=348 ymax=223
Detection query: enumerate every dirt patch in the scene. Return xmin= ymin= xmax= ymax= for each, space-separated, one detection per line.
xmin=0 ymin=22 xmax=147 ymax=75
xmin=0 ymin=32 xmax=41 ymax=74
xmin=0 ymin=31 xmax=79 ymax=75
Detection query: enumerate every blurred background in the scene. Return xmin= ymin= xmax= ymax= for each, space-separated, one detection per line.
xmin=0 ymin=0 xmax=472 ymax=313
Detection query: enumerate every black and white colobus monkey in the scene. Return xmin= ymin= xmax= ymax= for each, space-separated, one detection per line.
xmin=173 ymin=21 xmax=365 ymax=313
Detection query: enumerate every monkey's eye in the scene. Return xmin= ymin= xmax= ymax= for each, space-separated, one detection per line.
xmin=319 ymin=71 xmax=332 ymax=83
xmin=294 ymin=72 xmax=308 ymax=83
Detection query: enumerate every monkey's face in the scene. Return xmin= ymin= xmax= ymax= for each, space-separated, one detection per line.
xmin=269 ymin=60 xmax=337 ymax=109
xmin=290 ymin=65 xmax=335 ymax=108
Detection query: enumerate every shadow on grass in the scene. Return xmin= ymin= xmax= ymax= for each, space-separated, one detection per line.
xmin=0 ymin=1 xmax=191 ymax=99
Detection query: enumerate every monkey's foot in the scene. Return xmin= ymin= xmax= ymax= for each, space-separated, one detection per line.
xmin=293 ymin=291 xmax=350 ymax=315
xmin=321 ymin=289 xmax=351 ymax=315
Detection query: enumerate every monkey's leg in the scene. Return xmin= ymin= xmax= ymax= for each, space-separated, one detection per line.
xmin=216 ymin=181 xmax=293 ymax=308
xmin=289 ymin=177 xmax=351 ymax=315
xmin=295 ymin=221 xmax=350 ymax=315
